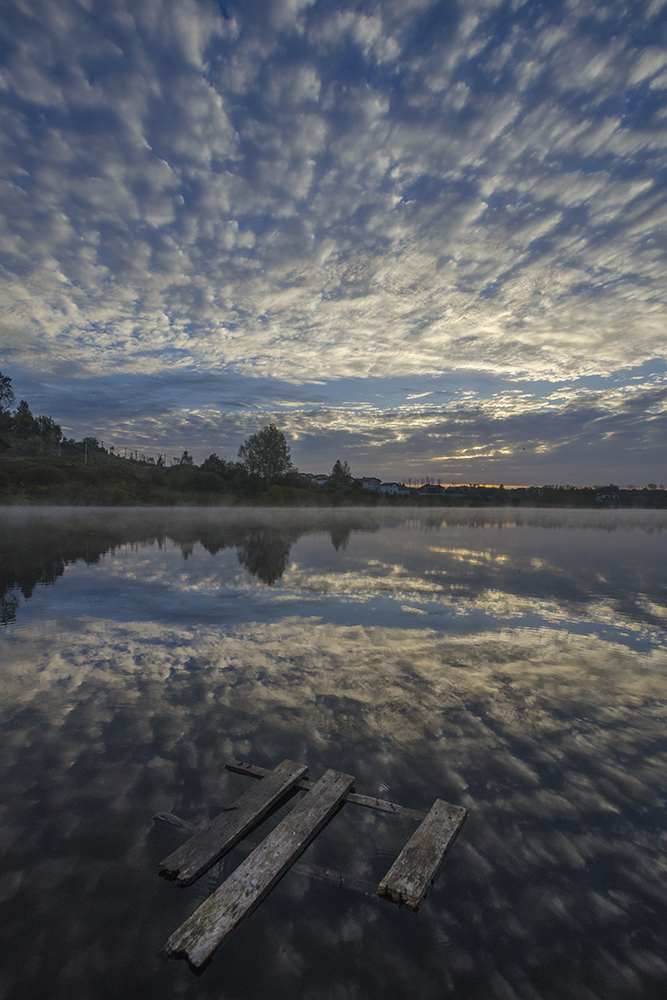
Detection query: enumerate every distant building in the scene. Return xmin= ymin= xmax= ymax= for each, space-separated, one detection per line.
xmin=300 ymin=473 xmax=329 ymax=485
xmin=418 ymin=483 xmax=445 ymax=495
xmin=596 ymin=485 xmax=619 ymax=502
xmin=360 ymin=477 xmax=382 ymax=490
xmin=379 ymin=482 xmax=399 ymax=494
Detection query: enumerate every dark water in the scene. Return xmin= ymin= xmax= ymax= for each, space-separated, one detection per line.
xmin=1 ymin=506 xmax=666 ymax=1000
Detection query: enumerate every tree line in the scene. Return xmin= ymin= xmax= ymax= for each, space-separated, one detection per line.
xmin=0 ymin=372 xmax=62 ymax=454
xmin=0 ymin=370 xmax=361 ymax=502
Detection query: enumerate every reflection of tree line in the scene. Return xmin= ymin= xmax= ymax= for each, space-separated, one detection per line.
xmin=3 ymin=511 xmax=665 ymax=630
xmin=0 ymin=518 xmax=361 ymax=624
xmin=198 ymin=523 xmax=353 ymax=585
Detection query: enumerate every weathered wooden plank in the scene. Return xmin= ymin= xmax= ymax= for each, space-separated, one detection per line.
xmin=377 ymin=798 xmax=467 ymax=910
xmin=153 ymin=811 xmax=196 ymax=830
xmin=159 ymin=759 xmax=308 ymax=886
xmin=153 ymin=811 xmax=377 ymax=897
xmin=225 ymin=758 xmax=311 ymax=789
xmin=345 ymin=790 xmax=425 ymax=822
xmin=162 ymin=768 xmax=355 ymax=968
xmin=225 ymin=758 xmax=425 ymax=822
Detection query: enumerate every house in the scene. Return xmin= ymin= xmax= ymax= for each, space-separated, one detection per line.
xmin=359 ymin=477 xmax=382 ymax=490
xmin=418 ymin=483 xmax=445 ymax=495
xmin=596 ymin=485 xmax=619 ymax=502
xmin=379 ymin=482 xmax=399 ymax=494
xmin=300 ymin=473 xmax=329 ymax=485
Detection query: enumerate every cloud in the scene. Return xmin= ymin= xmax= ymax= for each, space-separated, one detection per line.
xmin=1 ymin=0 xmax=666 ymax=478
xmin=48 ymin=365 xmax=663 ymax=483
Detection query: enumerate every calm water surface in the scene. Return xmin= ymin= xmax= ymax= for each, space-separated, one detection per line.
xmin=1 ymin=506 xmax=666 ymax=1000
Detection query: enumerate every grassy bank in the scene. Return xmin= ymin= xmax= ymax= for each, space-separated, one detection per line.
xmin=1 ymin=453 xmax=667 ymax=507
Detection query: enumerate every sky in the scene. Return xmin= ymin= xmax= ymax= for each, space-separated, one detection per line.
xmin=1 ymin=0 xmax=666 ymax=485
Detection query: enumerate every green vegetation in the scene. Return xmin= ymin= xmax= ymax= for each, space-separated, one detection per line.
xmin=330 ymin=459 xmax=352 ymax=486
xmin=1 ymin=371 xmax=666 ymax=507
xmin=0 ymin=371 xmax=361 ymax=505
xmin=237 ymin=423 xmax=293 ymax=483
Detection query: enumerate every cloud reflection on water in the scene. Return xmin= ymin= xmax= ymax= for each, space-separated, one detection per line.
xmin=1 ymin=508 xmax=666 ymax=999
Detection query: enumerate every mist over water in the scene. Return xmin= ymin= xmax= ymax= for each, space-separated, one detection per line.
xmin=1 ymin=507 xmax=666 ymax=1000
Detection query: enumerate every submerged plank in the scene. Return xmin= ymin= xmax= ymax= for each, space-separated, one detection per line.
xmin=162 ymin=768 xmax=355 ymax=968
xmin=377 ymin=798 xmax=467 ymax=910
xmin=154 ymin=812 xmax=377 ymax=896
xmin=159 ymin=759 xmax=308 ymax=886
xmin=226 ymin=758 xmax=425 ymax=822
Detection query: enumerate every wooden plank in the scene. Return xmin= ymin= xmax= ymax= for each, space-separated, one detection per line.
xmin=226 ymin=758 xmax=425 ymax=822
xmin=159 ymin=759 xmax=308 ymax=886
xmin=153 ymin=811 xmax=377 ymax=897
xmin=345 ymin=790 xmax=425 ymax=822
xmin=377 ymin=798 xmax=467 ymax=910
xmin=162 ymin=768 xmax=355 ymax=968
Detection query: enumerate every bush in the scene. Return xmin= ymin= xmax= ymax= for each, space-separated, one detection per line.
xmin=191 ymin=471 xmax=226 ymax=493
xmin=24 ymin=436 xmax=44 ymax=456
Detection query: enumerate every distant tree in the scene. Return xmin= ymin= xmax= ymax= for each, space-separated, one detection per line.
xmin=14 ymin=399 xmax=37 ymax=438
xmin=648 ymin=483 xmax=657 ymax=490
xmin=173 ymin=450 xmax=194 ymax=466
xmin=35 ymin=414 xmax=62 ymax=441
xmin=238 ymin=424 xmax=292 ymax=484
xmin=201 ymin=453 xmax=229 ymax=477
xmin=330 ymin=459 xmax=351 ymax=485
xmin=0 ymin=371 xmax=14 ymax=411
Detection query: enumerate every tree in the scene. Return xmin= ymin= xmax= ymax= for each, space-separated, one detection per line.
xmin=330 ymin=459 xmax=351 ymax=485
xmin=201 ymin=454 xmax=228 ymax=477
xmin=238 ymin=424 xmax=292 ymax=484
xmin=14 ymin=399 xmax=37 ymax=437
xmin=35 ymin=414 xmax=62 ymax=441
xmin=0 ymin=372 xmax=14 ymax=411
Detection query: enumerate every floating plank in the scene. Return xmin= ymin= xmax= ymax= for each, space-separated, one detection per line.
xmin=154 ymin=812 xmax=377 ymax=897
xmin=226 ymin=758 xmax=425 ymax=822
xmin=377 ymin=798 xmax=467 ymax=910
xmin=162 ymin=768 xmax=355 ymax=968
xmin=159 ymin=759 xmax=308 ymax=886
xmin=153 ymin=811 xmax=196 ymax=831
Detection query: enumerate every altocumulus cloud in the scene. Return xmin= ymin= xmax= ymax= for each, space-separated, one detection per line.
xmin=1 ymin=0 xmax=666 ymax=481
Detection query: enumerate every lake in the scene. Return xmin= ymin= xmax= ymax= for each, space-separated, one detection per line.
xmin=1 ymin=506 xmax=666 ymax=1000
